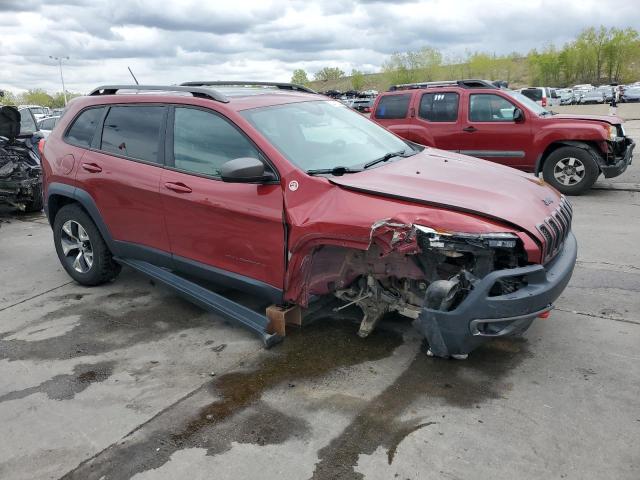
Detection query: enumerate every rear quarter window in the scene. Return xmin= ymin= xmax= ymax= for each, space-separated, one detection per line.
xmin=374 ymin=94 xmax=411 ymax=119
xmin=65 ymin=107 xmax=105 ymax=148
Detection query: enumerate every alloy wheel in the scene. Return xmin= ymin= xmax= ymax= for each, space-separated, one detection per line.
xmin=60 ymin=220 xmax=94 ymax=273
xmin=553 ymin=157 xmax=585 ymax=186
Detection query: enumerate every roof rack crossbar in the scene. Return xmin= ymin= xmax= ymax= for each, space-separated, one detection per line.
xmin=180 ymin=81 xmax=317 ymax=94
xmin=389 ymin=79 xmax=498 ymax=91
xmin=88 ymin=85 xmax=230 ymax=103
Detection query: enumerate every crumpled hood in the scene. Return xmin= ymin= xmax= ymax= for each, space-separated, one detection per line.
xmin=329 ymin=148 xmax=562 ymax=241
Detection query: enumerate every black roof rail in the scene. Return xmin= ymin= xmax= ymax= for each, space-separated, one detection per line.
xmin=180 ymin=81 xmax=318 ymax=94
xmin=88 ymin=85 xmax=230 ymax=103
xmin=388 ymin=79 xmax=499 ymax=91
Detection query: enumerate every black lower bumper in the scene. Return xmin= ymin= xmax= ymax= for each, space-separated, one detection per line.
xmin=417 ymin=232 xmax=578 ymax=358
xmin=601 ymin=138 xmax=635 ymax=178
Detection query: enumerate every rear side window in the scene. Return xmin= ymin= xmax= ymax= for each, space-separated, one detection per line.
xmin=101 ymin=106 xmax=164 ymax=163
xmin=65 ymin=107 xmax=104 ymax=147
xmin=172 ymin=107 xmax=261 ymax=177
xmin=419 ymin=93 xmax=459 ymax=122
xmin=374 ymin=94 xmax=411 ymax=119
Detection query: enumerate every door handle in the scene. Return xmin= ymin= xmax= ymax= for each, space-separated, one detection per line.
xmin=462 ymin=126 xmax=477 ymax=133
xmin=164 ymin=182 xmax=192 ymax=193
xmin=81 ymin=162 xmax=102 ymax=173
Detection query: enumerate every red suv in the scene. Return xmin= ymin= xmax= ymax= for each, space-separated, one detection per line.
xmin=41 ymin=81 xmax=577 ymax=359
xmin=371 ymin=80 xmax=635 ymax=195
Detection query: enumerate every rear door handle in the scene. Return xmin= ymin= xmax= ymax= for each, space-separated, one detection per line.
xmin=164 ymin=182 xmax=192 ymax=193
xmin=81 ymin=162 xmax=102 ymax=173
xmin=462 ymin=126 xmax=477 ymax=133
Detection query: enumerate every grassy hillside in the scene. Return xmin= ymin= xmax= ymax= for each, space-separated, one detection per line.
xmin=308 ymin=58 xmax=533 ymax=93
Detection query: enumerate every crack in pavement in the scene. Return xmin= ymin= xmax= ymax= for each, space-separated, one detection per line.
xmin=0 ymin=281 xmax=74 ymax=313
xmin=555 ymin=308 xmax=640 ymax=326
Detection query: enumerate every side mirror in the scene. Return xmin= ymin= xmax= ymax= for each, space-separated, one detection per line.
xmin=220 ymin=157 xmax=274 ymax=183
xmin=513 ymin=108 xmax=524 ymax=123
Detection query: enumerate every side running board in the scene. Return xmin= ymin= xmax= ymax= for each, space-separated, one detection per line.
xmin=116 ymin=258 xmax=283 ymax=348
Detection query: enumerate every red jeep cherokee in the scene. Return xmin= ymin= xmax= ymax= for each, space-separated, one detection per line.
xmin=372 ymin=80 xmax=635 ymax=195
xmin=41 ymin=82 xmax=577 ymax=359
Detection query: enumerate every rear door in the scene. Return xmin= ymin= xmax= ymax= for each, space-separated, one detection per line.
xmin=371 ymin=93 xmax=413 ymax=137
xmin=73 ymin=104 xmax=171 ymax=259
xmin=160 ymin=105 xmax=285 ymax=292
xmin=406 ymin=91 xmax=461 ymax=148
xmin=453 ymin=93 xmax=533 ymax=169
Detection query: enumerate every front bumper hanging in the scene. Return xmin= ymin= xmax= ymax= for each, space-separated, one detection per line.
xmin=601 ymin=138 xmax=635 ymax=178
xmin=417 ymin=232 xmax=578 ymax=358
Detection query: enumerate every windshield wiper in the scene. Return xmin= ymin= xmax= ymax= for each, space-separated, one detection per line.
xmin=306 ymin=166 xmax=362 ymax=176
xmin=363 ymin=149 xmax=410 ymax=169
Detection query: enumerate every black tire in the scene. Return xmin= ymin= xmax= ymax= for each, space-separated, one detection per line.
xmin=23 ymin=182 xmax=43 ymax=213
xmin=542 ymin=146 xmax=600 ymax=195
xmin=53 ymin=204 xmax=121 ymax=286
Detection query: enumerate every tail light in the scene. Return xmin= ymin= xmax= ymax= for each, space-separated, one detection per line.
xmin=541 ymin=97 xmax=547 ymax=107
xmin=38 ymin=138 xmax=45 ymax=158
xmin=364 ymin=107 xmax=371 ymax=113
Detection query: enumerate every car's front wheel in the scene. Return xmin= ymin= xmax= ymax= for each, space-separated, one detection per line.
xmin=542 ymin=146 xmax=599 ymax=195
xmin=53 ymin=204 xmax=121 ymax=285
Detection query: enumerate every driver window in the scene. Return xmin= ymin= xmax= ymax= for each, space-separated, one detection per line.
xmin=173 ymin=107 xmax=262 ymax=177
xmin=469 ymin=94 xmax=517 ymax=122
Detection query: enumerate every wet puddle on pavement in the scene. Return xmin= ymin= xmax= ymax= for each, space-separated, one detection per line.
xmin=63 ymin=317 xmax=531 ymax=480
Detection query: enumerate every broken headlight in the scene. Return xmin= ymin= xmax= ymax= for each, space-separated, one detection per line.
xmin=415 ymin=225 xmax=518 ymax=250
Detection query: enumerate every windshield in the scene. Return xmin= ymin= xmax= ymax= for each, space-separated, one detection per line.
xmin=29 ymin=107 xmax=45 ymax=115
xmin=241 ymin=100 xmax=413 ymax=172
xmin=503 ymin=90 xmax=549 ymax=115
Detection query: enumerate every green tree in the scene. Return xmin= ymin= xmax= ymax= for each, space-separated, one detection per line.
xmin=350 ymin=69 xmax=365 ymax=90
xmin=21 ymin=89 xmax=54 ymax=107
xmin=291 ymin=69 xmax=310 ymax=86
xmin=314 ymin=67 xmax=345 ymax=82
xmin=0 ymin=90 xmax=19 ymax=106
xmin=382 ymin=46 xmax=443 ymax=87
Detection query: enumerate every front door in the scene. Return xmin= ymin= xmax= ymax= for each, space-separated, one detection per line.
xmin=160 ymin=106 xmax=285 ymax=294
xmin=455 ymin=93 xmax=532 ymax=169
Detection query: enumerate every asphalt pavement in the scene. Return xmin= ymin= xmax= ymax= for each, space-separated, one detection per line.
xmin=0 ymin=119 xmax=638 ymax=480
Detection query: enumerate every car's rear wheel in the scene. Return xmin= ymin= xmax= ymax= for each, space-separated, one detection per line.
xmin=542 ymin=146 xmax=599 ymax=195
xmin=53 ymin=204 xmax=121 ymax=285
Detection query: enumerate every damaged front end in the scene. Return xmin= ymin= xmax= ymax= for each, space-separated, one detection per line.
xmin=0 ymin=106 xmax=42 ymax=212
xmin=304 ymin=218 xmax=576 ymax=359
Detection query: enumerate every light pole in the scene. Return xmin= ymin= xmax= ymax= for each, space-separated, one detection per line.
xmin=49 ymin=55 xmax=69 ymax=105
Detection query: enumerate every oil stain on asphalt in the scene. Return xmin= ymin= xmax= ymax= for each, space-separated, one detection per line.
xmin=62 ymin=317 xmax=530 ymax=480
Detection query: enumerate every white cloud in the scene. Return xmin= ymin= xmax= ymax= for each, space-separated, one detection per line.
xmin=0 ymin=0 xmax=637 ymax=93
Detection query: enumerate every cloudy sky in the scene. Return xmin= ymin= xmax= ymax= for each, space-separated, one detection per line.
xmin=1 ymin=0 xmax=638 ymax=94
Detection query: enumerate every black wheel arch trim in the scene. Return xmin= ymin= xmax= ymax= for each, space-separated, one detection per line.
xmin=46 ymin=182 xmax=117 ymax=252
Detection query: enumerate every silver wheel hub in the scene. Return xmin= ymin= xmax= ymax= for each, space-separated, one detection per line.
xmin=554 ymin=157 xmax=585 ymax=186
xmin=61 ymin=220 xmax=94 ymax=273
